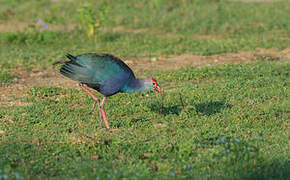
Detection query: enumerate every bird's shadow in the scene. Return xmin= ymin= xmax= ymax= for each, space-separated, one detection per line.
xmin=149 ymin=99 xmax=232 ymax=116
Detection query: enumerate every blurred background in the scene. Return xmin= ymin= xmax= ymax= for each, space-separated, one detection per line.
xmin=0 ymin=0 xmax=289 ymax=58
xmin=1 ymin=0 xmax=289 ymax=81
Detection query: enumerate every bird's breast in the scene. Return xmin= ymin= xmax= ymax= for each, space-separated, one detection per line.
xmin=99 ymin=72 xmax=131 ymax=96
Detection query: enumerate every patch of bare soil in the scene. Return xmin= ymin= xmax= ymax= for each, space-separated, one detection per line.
xmin=229 ymin=0 xmax=281 ymax=2
xmin=126 ymin=48 xmax=290 ymax=72
xmin=0 ymin=69 xmax=77 ymax=107
xmin=0 ymin=49 xmax=289 ymax=106
xmin=0 ymin=21 xmax=76 ymax=32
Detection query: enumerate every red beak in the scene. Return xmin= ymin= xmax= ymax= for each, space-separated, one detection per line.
xmin=154 ymin=86 xmax=162 ymax=94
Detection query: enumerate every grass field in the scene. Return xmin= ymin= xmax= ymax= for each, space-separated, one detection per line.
xmin=0 ymin=0 xmax=289 ymax=179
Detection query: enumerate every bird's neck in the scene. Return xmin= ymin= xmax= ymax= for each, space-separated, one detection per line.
xmin=121 ymin=78 xmax=151 ymax=93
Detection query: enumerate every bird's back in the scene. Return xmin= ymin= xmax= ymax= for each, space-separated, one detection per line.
xmin=59 ymin=53 xmax=135 ymax=96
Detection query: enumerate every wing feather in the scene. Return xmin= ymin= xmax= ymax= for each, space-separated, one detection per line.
xmin=59 ymin=53 xmax=135 ymax=85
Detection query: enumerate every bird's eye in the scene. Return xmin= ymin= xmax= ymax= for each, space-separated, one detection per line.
xmin=153 ymin=82 xmax=156 ymax=86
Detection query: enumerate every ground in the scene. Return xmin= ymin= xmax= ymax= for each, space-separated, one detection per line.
xmin=0 ymin=49 xmax=290 ymax=106
xmin=0 ymin=0 xmax=289 ymax=179
xmin=1 ymin=48 xmax=289 ymax=107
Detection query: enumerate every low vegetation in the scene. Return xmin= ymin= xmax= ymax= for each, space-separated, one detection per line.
xmin=0 ymin=0 xmax=289 ymax=179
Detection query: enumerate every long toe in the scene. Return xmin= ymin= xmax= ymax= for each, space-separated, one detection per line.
xmin=100 ymin=109 xmax=110 ymax=129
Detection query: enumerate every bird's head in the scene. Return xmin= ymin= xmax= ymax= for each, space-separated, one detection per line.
xmin=151 ymin=77 xmax=162 ymax=94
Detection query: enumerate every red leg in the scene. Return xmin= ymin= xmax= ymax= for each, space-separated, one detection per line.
xmin=79 ymin=83 xmax=99 ymax=102
xmin=99 ymin=97 xmax=110 ymax=129
xmin=79 ymin=83 xmax=103 ymax=126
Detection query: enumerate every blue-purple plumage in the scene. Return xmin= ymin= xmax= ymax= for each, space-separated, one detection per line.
xmin=58 ymin=53 xmax=152 ymax=97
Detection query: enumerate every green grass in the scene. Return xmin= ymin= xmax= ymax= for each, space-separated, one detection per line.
xmin=1 ymin=61 xmax=289 ymax=179
xmin=0 ymin=0 xmax=289 ymax=56
xmin=0 ymin=0 xmax=289 ymax=179
xmin=0 ymin=0 xmax=289 ymax=80
xmin=0 ymin=0 xmax=289 ymax=76
xmin=0 ymin=62 xmax=16 ymax=85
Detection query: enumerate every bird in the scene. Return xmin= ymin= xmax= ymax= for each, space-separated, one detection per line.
xmin=54 ymin=53 xmax=161 ymax=129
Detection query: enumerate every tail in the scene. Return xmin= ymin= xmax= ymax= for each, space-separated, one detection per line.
xmin=66 ymin=53 xmax=77 ymax=61
xmin=58 ymin=54 xmax=95 ymax=84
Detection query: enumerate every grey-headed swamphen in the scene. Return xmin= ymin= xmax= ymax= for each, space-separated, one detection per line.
xmin=54 ymin=53 xmax=161 ymax=129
